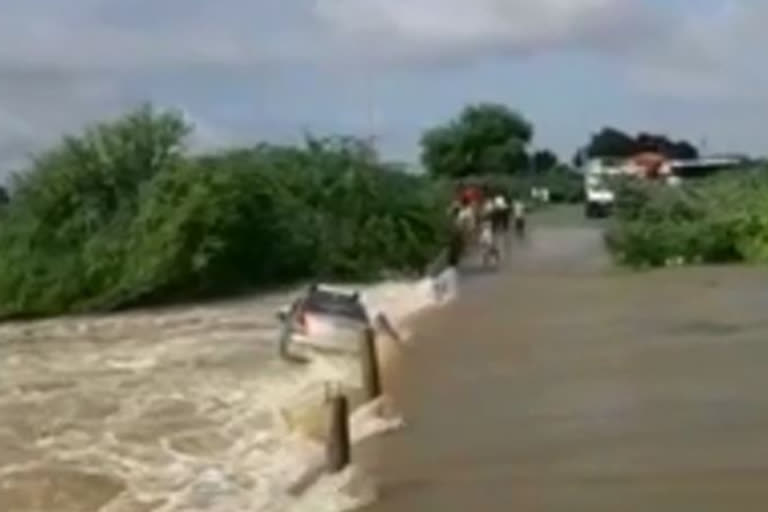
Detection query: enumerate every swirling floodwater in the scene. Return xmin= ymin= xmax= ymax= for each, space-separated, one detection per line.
xmin=0 ymin=278 xmax=441 ymax=512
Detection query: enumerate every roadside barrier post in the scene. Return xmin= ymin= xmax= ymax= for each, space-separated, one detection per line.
xmin=360 ymin=327 xmax=382 ymax=401
xmin=277 ymin=314 xmax=292 ymax=360
xmin=326 ymin=391 xmax=351 ymax=473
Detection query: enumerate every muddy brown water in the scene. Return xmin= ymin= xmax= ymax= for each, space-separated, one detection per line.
xmin=362 ymin=208 xmax=768 ymax=511
xmin=3 ymin=206 xmax=768 ymax=511
xmin=0 ymin=293 xmax=327 ymax=512
xmin=0 ymin=276 xmax=427 ymax=511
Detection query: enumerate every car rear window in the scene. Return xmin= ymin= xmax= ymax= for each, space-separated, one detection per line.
xmin=303 ymin=288 xmax=369 ymax=323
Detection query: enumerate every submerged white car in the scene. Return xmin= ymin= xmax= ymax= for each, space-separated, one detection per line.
xmin=277 ymin=284 xmax=389 ymax=360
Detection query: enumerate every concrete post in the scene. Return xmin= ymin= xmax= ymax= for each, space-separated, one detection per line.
xmin=360 ymin=327 xmax=382 ymax=401
xmin=326 ymin=392 xmax=351 ymax=473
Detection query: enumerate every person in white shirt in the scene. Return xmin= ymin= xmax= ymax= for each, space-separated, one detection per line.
xmin=513 ymin=199 xmax=526 ymax=238
xmin=492 ymin=194 xmax=510 ymax=233
xmin=479 ymin=198 xmax=500 ymax=266
xmin=456 ymin=201 xmax=476 ymax=235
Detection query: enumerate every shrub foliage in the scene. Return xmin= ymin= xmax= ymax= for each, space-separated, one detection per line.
xmin=605 ymin=171 xmax=768 ymax=267
xmin=0 ymin=106 xmax=451 ymax=317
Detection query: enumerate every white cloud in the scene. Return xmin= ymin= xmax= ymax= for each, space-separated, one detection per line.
xmin=0 ymin=0 xmax=666 ymax=172
xmin=0 ymin=0 xmax=663 ymax=76
xmin=628 ymin=2 xmax=768 ymax=102
xmin=0 ymin=0 xmax=765 ymax=174
xmin=313 ymin=0 xmax=664 ymax=63
xmin=0 ymin=4 xmax=319 ymax=82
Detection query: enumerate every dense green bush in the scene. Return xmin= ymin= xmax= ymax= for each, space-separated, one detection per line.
xmin=605 ymin=171 xmax=768 ymax=267
xmin=537 ymin=167 xmax=584 ymax=203
xmin=0 ymin=106 xmax=451 ymax=318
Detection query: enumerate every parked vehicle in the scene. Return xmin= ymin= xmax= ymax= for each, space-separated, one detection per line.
xmin=583 ymin=154 xmax=668 ymax=218
xmin=584 ymin=160 xmax=621 ymax=218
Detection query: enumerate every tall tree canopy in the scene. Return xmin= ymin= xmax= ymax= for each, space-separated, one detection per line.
xmin=584 ymin=128 xmax=636 ymax=159
xmin=531 ymin=149 xmax=559 ymax=172
xmin=420 ymin=103 xmax=533 ymax=178
xmin=578 ymin=127 xmax=699 ymax=162
xmin=634 ymin=132 xmax=698 ymax=159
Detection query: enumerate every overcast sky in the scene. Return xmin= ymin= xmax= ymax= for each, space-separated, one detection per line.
xmin=0 ymin=0 xmax=765 ymax=174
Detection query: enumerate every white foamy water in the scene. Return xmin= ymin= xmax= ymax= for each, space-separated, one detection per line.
xmin=0 ymin=272 xmax=456 ymax=512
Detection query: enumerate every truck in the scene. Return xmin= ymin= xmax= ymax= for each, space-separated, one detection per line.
xmin=583 ymin=158 xmax=624 ymax=218
xmin=583 ymin=153 xmax=674 ymax=218
xmin=583 ymin=154 xmax=747 ymax=218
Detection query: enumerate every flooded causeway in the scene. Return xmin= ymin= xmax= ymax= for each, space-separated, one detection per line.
xmin=363 ymin=214 xmax=768 ymax=512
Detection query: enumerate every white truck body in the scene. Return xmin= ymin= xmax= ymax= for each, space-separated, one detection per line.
xmin=583 ymin=158 xmax=625 ymax=217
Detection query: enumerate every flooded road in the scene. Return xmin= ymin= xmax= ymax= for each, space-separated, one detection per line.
xmin=0 ymin=280 xmax=434 ymax=511
xmin=0 ymin=294 xmax=307 ymax=512
xmin=363 ymin=207 xmax=768 ymax=511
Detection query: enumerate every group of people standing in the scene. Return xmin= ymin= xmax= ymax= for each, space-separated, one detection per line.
xmin=448 ymin=187 xmax=526 ymax=267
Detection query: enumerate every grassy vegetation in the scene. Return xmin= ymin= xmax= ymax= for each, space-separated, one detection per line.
xmin=0 ymin=106 xmax=452 ymax=318
xmin=605 ymin=170 xmax=768 ymax=267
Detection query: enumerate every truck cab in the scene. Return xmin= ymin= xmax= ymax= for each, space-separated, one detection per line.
xmin=585 ymin=179 xmax=614 ymax=218
xmin=583 ymin=159 xmax=620 ymax=218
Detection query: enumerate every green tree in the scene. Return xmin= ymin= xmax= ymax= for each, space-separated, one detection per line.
xmin=0 ymin=107 xmax=451 ymax=318
xmin=531 ymin=149 xmax=558 ymax=172
xmin=578 ymin=126 xmax=700 ymax=160
xmin=583 ymin=127 xmax=636 ymax=158
xmin=420 ymin=103 xmax=533 ymax=178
